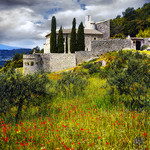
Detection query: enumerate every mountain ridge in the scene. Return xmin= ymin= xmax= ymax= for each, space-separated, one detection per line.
xmin=0 ymin=49 xmax=31 ymax=67
xmin=0 ymin=44 xmax=31 ymax=50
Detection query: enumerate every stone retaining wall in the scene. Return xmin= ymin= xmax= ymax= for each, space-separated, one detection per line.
xmin=23 ymin=53 xmax=76 ymax=74
xmin=91 ymin=39 xmax=131 ymax=52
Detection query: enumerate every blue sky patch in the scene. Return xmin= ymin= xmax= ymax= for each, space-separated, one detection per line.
xmin=46 ymin=8 xmax=62 ymax=15
xmin=80 ymin=4 xmax=86 ymax=10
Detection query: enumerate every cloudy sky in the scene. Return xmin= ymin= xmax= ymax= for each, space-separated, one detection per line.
xmin=0 ymin=0 xmax=149 ymax=49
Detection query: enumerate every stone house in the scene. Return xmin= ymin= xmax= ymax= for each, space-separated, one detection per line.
xmin=44 ymin=15 xmax=110 ymax=53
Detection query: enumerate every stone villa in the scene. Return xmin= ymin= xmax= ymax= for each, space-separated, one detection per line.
xmin=44 ymin=15 xmax=110 ymax=53
xmin=23 ymin=15 xmax=150 ymax=75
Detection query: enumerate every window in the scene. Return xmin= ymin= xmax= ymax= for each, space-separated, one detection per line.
xmin=94 ymin=37 xmax=96 ymax=40
xmin=31 ymin=62 xmax=34 ymax=66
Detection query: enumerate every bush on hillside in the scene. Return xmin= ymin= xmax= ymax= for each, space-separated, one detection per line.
xmin=99 ymin=68 xmax=109 ymax=79
xmin=56 ymin=71 xmax=88 ymax=97
xmin=73 ymin=67 xmax=89 ymax=78
xmin=82 ymin=62 xmax=101 ymax=74
xmin=0 ymin=68 xmax=53 ymax=121
xmin=107 ymin=50 xmax=150 ymax=110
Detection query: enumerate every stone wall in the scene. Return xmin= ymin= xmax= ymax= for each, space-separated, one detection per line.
xmin=144 ymin=38 xmax=150 ymax=46
xmin=75 ymin=51 xmax=102 ymax=64
xmin=49 ymin=53 xmax=76 ymax=72
xmin=85 ymin=34 xmax=103 ymax=51
xmin=23 ymin=53 xmax=76 ymax=74
xmin=91 ymin=39 xmax=131 ymax=52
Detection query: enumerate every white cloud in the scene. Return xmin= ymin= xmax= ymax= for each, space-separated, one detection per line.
xmin=0 ymin=0 xmax=148 ymax=48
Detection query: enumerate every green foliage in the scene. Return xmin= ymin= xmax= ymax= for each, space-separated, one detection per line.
xmin=4 ymin=60 xmax=12 ymax=67
xmin=29 ymin=46 xmax=43 ymax=54
xmin=50 ymin=16 xmax=57 ymax=53
xmin=13 ymin=53 xmax=22 ymax=61
xmin=70 ymin=18 xmax=77 ymax=53
xmin=66 ymin=35 xmax=68 ymax=53
xmin=3 ymin=53 xmax=23 ymax=71
xmin=136 ymin=28 xmax=150 ymax=38
xmin=0 ymin=69 xmax=53 ymax=121
xmin=0 ymin=65 xmax=2 ymax=69
xmin=99 ymin=68 xmax=109 ymax=79
xmin=122 ymin=7 xmax=137 ymax=20
xmin=12 ymin=59 xmax=23 ymax=68
xmin=58 ymin=26 xmax=64 ymax=53
xmin=114 ymin=33 xmax=126 ymax=39
xmin=141 ymin=45 xmax=148 ymax=50
xmin=77 ymin=22 xmax=85 ymax=51
xmin=110 ymin=17 xmax=124 ymax=37
xmin=107 ymin=50 xmax=150 ymax=110
xmin=56 ymin=71 xmax=88 ymax=97
xmin=82 ymin=62 xmax=100 ymax=74
xmin=110 ymin=2 xmax=150 ymax=37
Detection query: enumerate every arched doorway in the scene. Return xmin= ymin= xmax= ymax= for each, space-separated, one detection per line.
xmin=136 ymin=41 xmax=141 ymax=50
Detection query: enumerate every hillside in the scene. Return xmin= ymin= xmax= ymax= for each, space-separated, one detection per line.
xmin=110 ymin=2 xmax=150 ymax=38
xmin=0 ymin=49 xmax=149 ymax=149
xmin=0 ymin=49 xmax=31 ymax=67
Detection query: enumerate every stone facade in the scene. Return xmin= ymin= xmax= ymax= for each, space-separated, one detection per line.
xmin=23 ymin=54 xmax=51 ymax=75
xmin=96 ymin=20 xmax=110 ymax=39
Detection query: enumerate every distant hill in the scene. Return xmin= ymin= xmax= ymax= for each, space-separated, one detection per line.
xmin=0 ymin=49 xmax=31 ymax=67
xmin=0 ymin=44 xmax=30 ymax=50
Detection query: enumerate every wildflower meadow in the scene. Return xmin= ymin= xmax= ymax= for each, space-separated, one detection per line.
xmin=0 ymin=50 xmax=149 ymax=150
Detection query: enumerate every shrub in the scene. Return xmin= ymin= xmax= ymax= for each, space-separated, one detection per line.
xmin=107 ymin=56 xmax=150 ymax=110
xmin=73 ymin=67 xmax=89 ymax=78
xmin=141 ymin=45 xmax=148 ymax=50
xmin=82 ymin=62 xmax=100 ymax=74
xmin=0 ymin=69 xmax=53 ymax=121
xmin=56 ymin=71 xmax=88 ymax=97
xmin=99 ymin=68 xmax=109 ymax=79
xmin=12 ymin=60 xmax=23 ymax=68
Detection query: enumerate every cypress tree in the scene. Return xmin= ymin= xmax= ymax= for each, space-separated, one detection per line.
xmin=77 ymin=22 xmax=85 ymax=51
xmin=70 ymin=18 xmax=77 ymax=53
xmin=58 ymin=26 xmax=64 ymax=53
xmin=50 ymin=16 xmax=57 ymax=53
xmin=66 ymin=35 xmax=68 ymax=53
